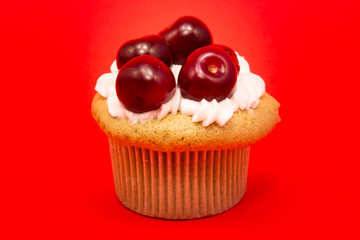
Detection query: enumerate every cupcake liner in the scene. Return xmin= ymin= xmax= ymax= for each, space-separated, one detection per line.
xmin=108 ymin=138 xmax=250 ymax=220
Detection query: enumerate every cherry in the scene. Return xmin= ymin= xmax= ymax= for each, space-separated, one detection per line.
xmin=116 ymin=35 xmax=172 ymax=70
xmin=178 ymin=46 xmax=237 ymax=102
xmin=211 ymin=44 xmax=240 ymax=72
xmin=116 ymin=55 xmax=176 ymax=113
xmin=159 ymin=16 xmax=213 ymax=65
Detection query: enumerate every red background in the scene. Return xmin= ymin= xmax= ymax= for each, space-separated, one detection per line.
xmin=1 ymin=0 xmax=360 ymax=238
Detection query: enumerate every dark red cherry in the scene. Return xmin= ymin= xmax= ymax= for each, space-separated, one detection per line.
xmin=159 ymin=16 xmax=213 ymax=65
xmin=116 ymin=55 xmax=176 ymax=113
xmin=178 ymin=46 xmax=237 ymax=102
xmin=211 ymin=44 xmax=240 ymax=72
xmin=116 ymin=35 xmax=172 ymax=69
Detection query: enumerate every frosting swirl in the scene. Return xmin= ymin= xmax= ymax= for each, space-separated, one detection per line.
xmin=95 ymin=52 xmax=265 ymax=126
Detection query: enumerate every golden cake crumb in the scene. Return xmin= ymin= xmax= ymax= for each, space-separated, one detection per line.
xmin=91 ymin=92 xmax=280 ymax=151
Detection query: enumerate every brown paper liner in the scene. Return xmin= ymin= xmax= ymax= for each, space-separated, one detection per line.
xmin=108 ymin=138 xmax=250 ymax=220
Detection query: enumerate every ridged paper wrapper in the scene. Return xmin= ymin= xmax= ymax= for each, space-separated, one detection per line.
xmin=108 ymin=138 xmax=250 ymax=220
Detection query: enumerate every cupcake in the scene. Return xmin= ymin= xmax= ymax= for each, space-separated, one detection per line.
xmin=91 ymin=16 xmax=280 ymax=220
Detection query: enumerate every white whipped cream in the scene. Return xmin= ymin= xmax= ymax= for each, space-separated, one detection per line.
xmin=95 ymin=53 xmax=265 ymax=126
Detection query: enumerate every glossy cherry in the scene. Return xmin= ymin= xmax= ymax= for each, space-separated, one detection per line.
xmin=211 ymin=44 xmax=240 ymax=72
xmin=116 ymin=55 xmax=176 ymax=113
xmin=178 ymin=46 xmax=237 ymax=102
xmin=159 ymin=16 xmax=213 ymax=65
xmin=116 ymin=35 xmax=172 ymax=70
